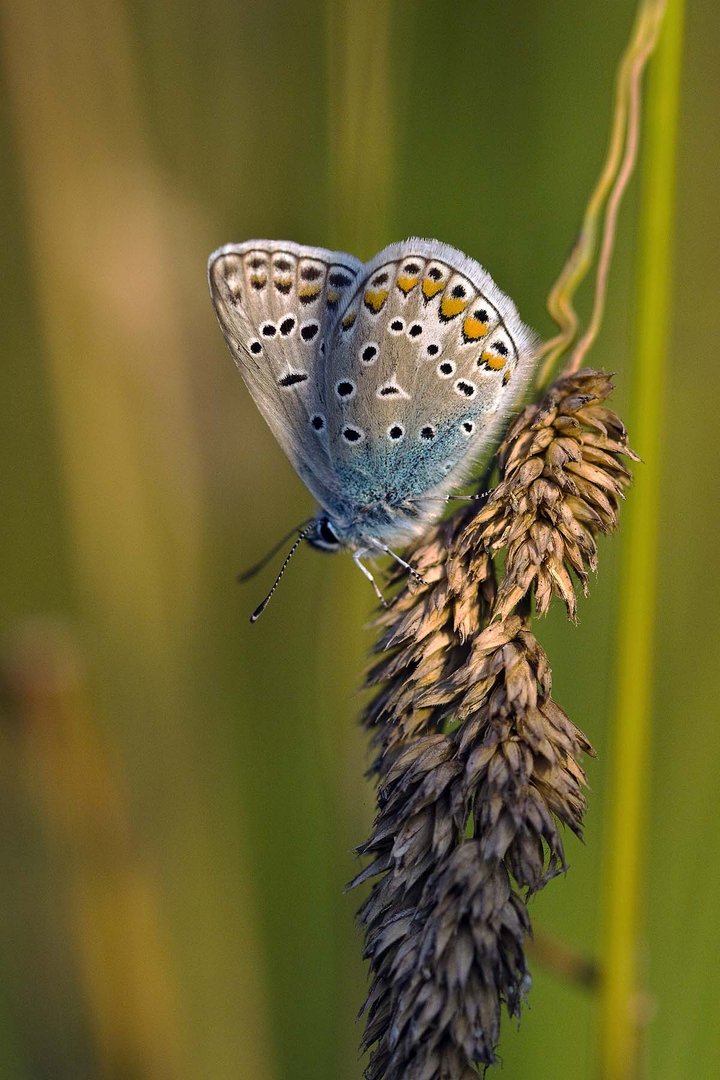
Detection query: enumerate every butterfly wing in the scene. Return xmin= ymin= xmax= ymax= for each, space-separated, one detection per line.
xmin=319 ymin=238 xmax=537 ymax=540
xmin=208 ymin=240 xmax=364 ymax=509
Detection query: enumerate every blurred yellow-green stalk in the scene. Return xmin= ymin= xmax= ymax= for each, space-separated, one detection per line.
xmin=1 ymin=2 xmax=718 ymax=1078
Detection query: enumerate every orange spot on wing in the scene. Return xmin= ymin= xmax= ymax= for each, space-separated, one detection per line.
xmin=298 ymin=284 xmax=321 ymax=300
xmin=440 ymin=295 xmax=469 ymax=319
xmin=273 ymin=274 xmax=292 ymax=294
xmin=341 ymin=309 xmax=357 ymax=328
xmin=481 ymin=350 xmax=507 ymax=370
xmin=364 ymin=288 xmax=389 ymax=312
xmin=397 ymin=274 xmax=419 ymax=295
xmin=326 ymin=289 xmax=341 ymax=303
xmin=422 ymin=278 xmax=445 ymax=299
xmin=462 ymin=315 xmax=489 ymax=339
xmin=502 ymin=369 xmax=512 ymax=384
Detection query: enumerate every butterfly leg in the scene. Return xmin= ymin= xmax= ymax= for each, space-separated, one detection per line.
xmin=367 ymin=540 xmax=428 ymax=586
xmin=409 ymin=491 xmax=489 ymax=505
xmin=353 ymin=549 xmax=389 ymax=607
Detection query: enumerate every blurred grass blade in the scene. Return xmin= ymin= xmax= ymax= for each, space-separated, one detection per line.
xmin=0 ymin=2 xmax=277 ymax=1076
xmin=324 ymin=0 xmax=394 ymax=256
xmin=2 ymin=622 xmax=185 ymax=1079
xmin=599 ymin=1 xmax=685 ymax=1076
xmin=0 ymin=0 xmax=205 ymax=653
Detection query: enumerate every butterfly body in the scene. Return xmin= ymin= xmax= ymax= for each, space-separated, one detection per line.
xmin=209 ymin=238 xmax=536 ymax=559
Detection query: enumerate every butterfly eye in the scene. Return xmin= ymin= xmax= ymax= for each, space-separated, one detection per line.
xmin=407 ymin=323 xmax=423 ymax=338
xmin=279 ymin=316 xmax=296 ymax=335
xmin=387 ymin=424 xmax=405 ymax=442
xmin=360 ymin=343 xmax=379 ymax=365
xmin=462 ymin=421 xmax=475 ymax=435
xmin=318 ymin=518 xmax=340 ymax=546
xmin=420 ymin=425 xmax=436 ymax=440
xmin=388 ymin=318 xmax=405 ymax=334
xmin=311 ymin=414 xmax=325 ymax=432
xmin=260 ymin=322 xmax=277 ymax=337
xmin=437 ymin=361 xmax=455 ymax=378
xmin=425 ymin=343 xmax=440 ymax=357
xmin=249 ymin=340 xmax=262 ymax=355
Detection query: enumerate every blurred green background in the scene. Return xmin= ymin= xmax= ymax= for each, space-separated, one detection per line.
xmin=1 ymin=1 xmax=717 ymax=1078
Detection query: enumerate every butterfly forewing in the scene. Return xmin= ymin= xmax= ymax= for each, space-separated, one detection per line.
xmin=208 ymin=240 xmax=363 ymax=507
xmin=321 ymin=239 xmax=537 ymax=518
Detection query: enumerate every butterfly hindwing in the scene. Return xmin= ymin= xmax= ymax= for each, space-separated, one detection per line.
xmin=208 ymin=240 xmax=364 ymax=508
xmin=321 ymin=239 xmax=537 ymax=513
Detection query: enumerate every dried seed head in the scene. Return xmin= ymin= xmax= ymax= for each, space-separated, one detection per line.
xmin=365 ymin=517 xmax=496 ymax=765
xmin=363 ymin=842 xmax=530 ymax=1080
xmin=356 ymin=616 xmax=592 ymax=1076
xmin=354 ymin=370 xmax=633 ymax=1078
xmin=461 ymin=369 xmax=638 ymax=620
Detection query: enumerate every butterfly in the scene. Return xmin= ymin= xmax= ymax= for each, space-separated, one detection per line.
xmin=208 ymin=239 xmax=537 ymax=618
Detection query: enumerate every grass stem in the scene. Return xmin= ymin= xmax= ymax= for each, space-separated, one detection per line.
xmin=598 ymin=1 xmax=685 ymax=1076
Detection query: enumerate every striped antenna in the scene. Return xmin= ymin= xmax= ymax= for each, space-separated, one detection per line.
xmin=249 ymin=529 xmax=310 ymax=623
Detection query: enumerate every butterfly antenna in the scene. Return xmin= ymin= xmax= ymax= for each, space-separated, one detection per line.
xmin=249 ymin=530 xmax=309 ymax=623
xmin=237 ymin=519 xmax=313 ymax=584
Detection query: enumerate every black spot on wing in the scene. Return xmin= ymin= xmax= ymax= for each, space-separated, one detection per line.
xmin=278 ymin=372 xmax=308 ymax=388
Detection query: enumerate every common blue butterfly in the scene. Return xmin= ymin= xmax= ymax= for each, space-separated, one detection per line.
xmin=208 ymin=239 xmax=536 ymax=618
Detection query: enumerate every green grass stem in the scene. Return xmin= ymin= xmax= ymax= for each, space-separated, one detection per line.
xmin=598 ymin=1 xmax=685 ymax=1076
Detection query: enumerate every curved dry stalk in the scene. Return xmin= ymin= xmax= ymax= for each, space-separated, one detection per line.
xmin=537 ymin=0 xmax=668 ymax=386
xmin=568 ymin=1 xmax=666 ymax=372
